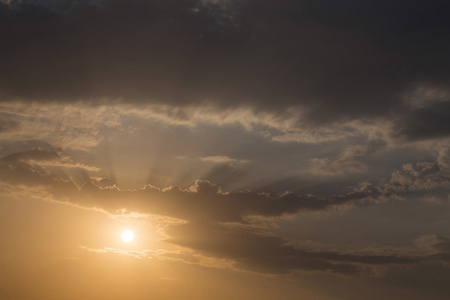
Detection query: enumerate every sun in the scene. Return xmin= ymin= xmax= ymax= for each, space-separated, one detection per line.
xmin=121 ymin=230 xmax=134 ymax=243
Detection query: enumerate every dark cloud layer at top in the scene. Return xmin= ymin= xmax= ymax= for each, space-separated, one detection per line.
xmin=1 ymin=0 xmax=450 ymax=125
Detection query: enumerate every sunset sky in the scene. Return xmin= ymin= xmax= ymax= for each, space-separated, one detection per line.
xmin=1 ymin=0 xmax=450 ymax=299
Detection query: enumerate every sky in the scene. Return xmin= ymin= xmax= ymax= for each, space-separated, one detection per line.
xmin=1 ymin=0 xmax=450 ymax=299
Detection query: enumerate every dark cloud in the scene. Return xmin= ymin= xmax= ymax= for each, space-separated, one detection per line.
xmin=1 ymin=0 xmax=449 ymax=126
xmin=0 ymin=149 xmax=364 ymax=219
xmin=0 ymin=146 xmax=104 ymax=187
xmin=0 ymin=139 xmax=54 ymax=151
xmin=0 ymin=147 xmax=60 ymax=162
xmin=0 ymin=157 xmax=60 ymax=186
xmin=393 ymin=102 xmax=450 ymax=141
xmin=165 ymin=221 xmax=419 ymax=274
xmin=387 ymin=150 xmax=450 ymax=192
xmin=70 ymin=179 xmax=359 ymax=223
xmin=382 ymin=262 xmax=450 ymax=298
xmin=0 ymin=116 xmax=19 ymax=132
xmin=200 ymin=163 xmax=246 ymax=189
xmin=0 ymin=150 xmax=429 ymax=275
xmin=431 ymin=236 xmax=450 ymax=253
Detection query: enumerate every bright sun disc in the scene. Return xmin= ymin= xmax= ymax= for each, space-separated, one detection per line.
xmin=121 ymin=230 xmax=134 ymax=242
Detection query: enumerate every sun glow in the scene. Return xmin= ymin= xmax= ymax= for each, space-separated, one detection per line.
xmin=121 ymin=230 xmax=134 ymax=243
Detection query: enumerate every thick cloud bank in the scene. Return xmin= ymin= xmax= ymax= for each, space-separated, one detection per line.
xmin=1 ymin=0 xmax=450 ymax=126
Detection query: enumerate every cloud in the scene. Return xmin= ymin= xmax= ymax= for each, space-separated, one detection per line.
xmin=1 ymin=0 xmax=449 ymax=128
xmin=0 ymin=150 xmax=429 ymax=275
xmin=200 ymin=163 xmax=246 ymax=190
xmin=199 ymin=155 xmax=247 ymax=164
xmin=388 ymin=148 xmax=450 ymax=191
xmin=0 ymin=116 xmax=19 ymax=132
xmin=425 ymin=236 xmax=450 ymax=265
xmin=0 ymin=149 xmax=367 ymax=221
xmin=79 ymin=246 xmax=164 ymax=260
xmin=429 ymin=236 xmax=450 ymax=253
xmin=165 ymin=221 xmax=420 ymax=275
xmin=1 ymin=146 xmax=100 ymax=172
xmin=0 ymin=102 xmax=121 ymax=150
xmin=1 ymin=147 xmax=60 ymax=162
xmin=0 ymin=145 xmax=105 ymax=195
xmin=393 ymin=101 xmax=450 ymax=142
xmin=307 ymin=142 xmax=385 ymax=176
xmin=308 ymin=157 xmax=366 ymax=176
xmin=270 ymin=126 xmax=358 ymax=144
xmin=67 ymin=179 xmax=360 ymax=223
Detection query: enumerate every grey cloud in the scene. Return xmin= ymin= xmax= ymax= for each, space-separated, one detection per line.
xmin=388 ymin=153 xmax=450 ymax=192
xmin=1 ymin=144 xmax=428 ymax=223
xmin=0 ymin=150 xmax=443 ymax=275
xmin=200 ymin=163 xmax=246 ymax=190
xmin=307 ymin=141 xmax=386 ymax=176
xmin=0 ymin=147 xmax=60 ymax=162
xmin=165 ymin=221 xmax=419 ymax=274
xmin=426 ymin=236 xmax=450 ymax=265
xmin=0 ymin=146 xmax=104 ymax=188
xmin=1 ymin=0 xmax=449 ymax=127
xmin=0 ymin=116 xmax=19 ymax=132
xmin=431 ymin=236 xmax=450 ymax=253
xmin=437 ymin=147 xmax=450 ymax=171
xmin=393 ymin=102 xmax=450 ymax=141
xmin=0 ymin=149 xmax=368 ymax=221
xmin=2 ymin=142 xmax=447 ymax=210
xmin=0 ymin=158 xmax=62 ymax=186
xmin=308 ymin=145 xmax=369 ymax=176
xmin=70 ymin=179 xmax=359 ymax=223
